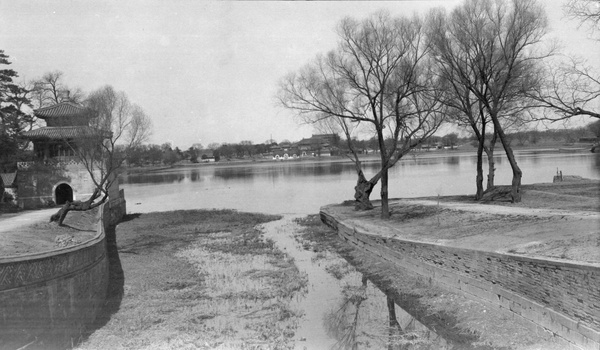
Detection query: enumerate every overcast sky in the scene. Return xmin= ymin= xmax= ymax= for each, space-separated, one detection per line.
xmin=1 ymin=0 xmax=598 ymax=149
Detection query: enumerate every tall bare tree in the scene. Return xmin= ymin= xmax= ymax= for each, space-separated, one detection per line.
xmin=429 ymin=15 xmax=493 ymax=200
xmin=51 ymin=85 xmax=152 ymax=224
xmin=429 ymin=0 xmax=551 ymax=203
xmin=31 ymin=71 xmax=85 ymax=108
xmin=279 ymin=11 xmax=445 ymax=218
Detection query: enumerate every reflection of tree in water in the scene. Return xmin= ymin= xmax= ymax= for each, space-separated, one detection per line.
xmin=444 ymin=156 xmax=460 ymax=167
xmin=324 ymin=277 xmax=369 ymax=350
xmin=324 ymin=277 xmax=445 ymax=350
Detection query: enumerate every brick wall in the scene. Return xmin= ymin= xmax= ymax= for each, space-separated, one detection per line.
xmin=321 ymin=208 xmax=600 ymax=350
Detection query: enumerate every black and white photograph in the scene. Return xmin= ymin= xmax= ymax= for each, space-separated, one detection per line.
xmin=0 ymin=0 xmax=599 ymax=349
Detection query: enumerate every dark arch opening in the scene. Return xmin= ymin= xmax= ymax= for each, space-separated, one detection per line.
xmin=55 ymin=183 xmax=73 ymax=205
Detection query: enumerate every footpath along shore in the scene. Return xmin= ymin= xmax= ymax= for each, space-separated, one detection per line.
xmin=320 ymin=180 xmax=600 ymax=350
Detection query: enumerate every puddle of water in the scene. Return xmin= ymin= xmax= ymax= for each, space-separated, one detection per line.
xmin=260 ymin=216 xmax=455 ymax=350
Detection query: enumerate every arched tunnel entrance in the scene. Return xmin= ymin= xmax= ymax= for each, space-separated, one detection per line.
xmin=55 ymin=183 xmax=73 ymax=205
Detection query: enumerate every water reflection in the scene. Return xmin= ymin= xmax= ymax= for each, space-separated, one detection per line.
xmin=444 ymin=156 xmax=460 ymax=167
xmin=324 ymin=275 xmax=451 ymax=350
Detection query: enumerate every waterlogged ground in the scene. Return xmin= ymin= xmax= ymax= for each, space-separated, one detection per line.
xmin=73 ymin=207 xmax=569 ymax=350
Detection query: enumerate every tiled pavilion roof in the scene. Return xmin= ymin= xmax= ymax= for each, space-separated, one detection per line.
xmin=33 ymin=102 xmax=93 ymax=119
xmin=20 ymin=126 xmax=110 ymax=140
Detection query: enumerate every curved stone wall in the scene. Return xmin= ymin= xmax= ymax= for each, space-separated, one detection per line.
xmin=321 ymin=208 xmax=600 ymax=350
xmin=0 ymin=205 xmax=110 ymax=348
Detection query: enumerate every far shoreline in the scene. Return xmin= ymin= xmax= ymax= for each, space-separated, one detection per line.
xmin=120 ymin=143 xmax=598 ymax=175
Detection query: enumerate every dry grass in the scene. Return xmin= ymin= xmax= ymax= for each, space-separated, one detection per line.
xmin=76 ymin=210 xmax=307 ymax=350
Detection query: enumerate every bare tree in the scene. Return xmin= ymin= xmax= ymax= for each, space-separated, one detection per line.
xmin=31 ymin=71 xmax=85 ymax=108
xmin=429 ymin=15 xmax=493 ymax=200
xmin=565 ymin=0 xmax=600 ymax=37
xmin=279 ymin=11 xmax=445 ymax=218
xmin=429 ymin=0 xmax=551 ymax=203
xmin=529 ymin=55 xmax=599 ymax=123
xmin=51 ymin=85 xmax=152 ymax=224
xmin=527 ymin=0 xmax=599 ymax=123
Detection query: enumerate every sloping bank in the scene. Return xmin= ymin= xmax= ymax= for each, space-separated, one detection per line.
xmin=320 ymin=202 xmax=600 ymax=350
xmin=0 ymin=198 xmax=125 ymax=349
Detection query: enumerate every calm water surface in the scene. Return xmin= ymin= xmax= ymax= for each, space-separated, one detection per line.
xmin=120 ymin=151 xmax=600 ymax=215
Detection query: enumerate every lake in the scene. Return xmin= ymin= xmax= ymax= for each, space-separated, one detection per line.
xmin=120 ymin=151 xmax=600 ymax=215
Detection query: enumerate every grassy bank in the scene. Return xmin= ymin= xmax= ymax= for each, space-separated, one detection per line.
xmin=76 ymin=210 xmax=306 ymax=350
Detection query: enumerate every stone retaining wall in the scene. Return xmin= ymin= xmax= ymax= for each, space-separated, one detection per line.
xmin=321 ymin=208 xmax=600 ymax=350
xmin=0 ymin=204 xmax=114 ymax=348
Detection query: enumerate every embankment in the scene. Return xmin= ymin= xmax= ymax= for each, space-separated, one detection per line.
xmin=321 ymin=205 xmax=600 ymax=350
xmin=0 ymin=200 xmax=125 ymax=349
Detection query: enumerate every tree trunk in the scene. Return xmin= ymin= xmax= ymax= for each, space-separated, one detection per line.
xmin=387 ymin=295 xmax=399 ymax=329
xmin=484 ymin=131 xmax=498 ymax=191
xmin=491 ymin=117 xmax=522 ymax=202
xmin=380 ymin=168 xmax=389 ymax=219
xmin=486 ymin=148 xmax=496 ymax=191
xmin=50 ymin=201 xmax=73 ymax=225
xmin=50 ymin=189 xmax=106 ymax=225
xmin=354 ymin=170 xmax=375 ymax=210
xmin=475 ymin=135 xmax=485 ymax=200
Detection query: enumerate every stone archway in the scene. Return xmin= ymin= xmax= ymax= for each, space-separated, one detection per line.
xmin=55 ymin=183 xmax=73 ymax=205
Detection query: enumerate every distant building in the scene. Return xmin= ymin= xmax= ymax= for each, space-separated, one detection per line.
xmin=294 ymin=134 xmax=338 ymax=157
xmin=17 ymin=102 xmax=122 ymax=209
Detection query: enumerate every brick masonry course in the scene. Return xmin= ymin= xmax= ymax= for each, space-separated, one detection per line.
xmin=321 ymin=205 xmax=600 ymax=350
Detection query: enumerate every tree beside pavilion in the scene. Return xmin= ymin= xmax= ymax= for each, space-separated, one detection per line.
xmin=17 ymin=101 xmax=125 ymax=219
